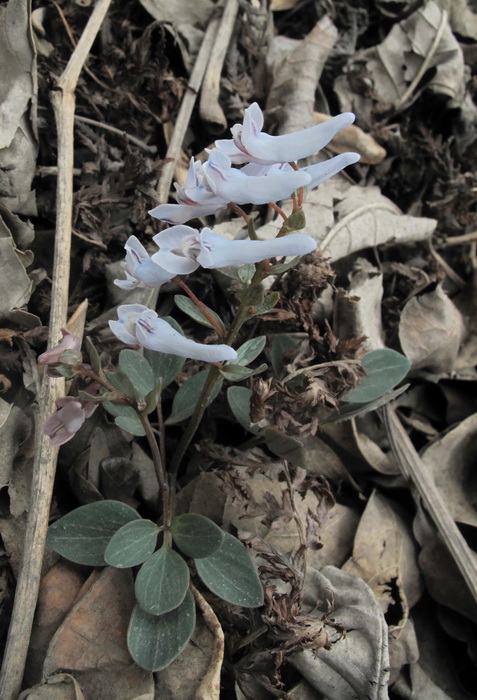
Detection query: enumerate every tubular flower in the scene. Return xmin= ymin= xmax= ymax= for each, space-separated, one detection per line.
xmin=148 ymin=151 xmax=310 ymax=225
xmin=44 ymin=397 xmax=97 ymax=447
xmin=38 ymin=329 xmax=81 ymax=366
xmin=152 ymin=226 xmax=317 ymax=272
xmin=114 ymin=235 xmax=175 ymax=290
xmin=109 ymin=304 xmax=237 ymax=363
xmin=215 ymin=102 xmax=358 ymax=165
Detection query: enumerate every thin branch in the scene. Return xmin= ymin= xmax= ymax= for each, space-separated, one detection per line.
xmin=0 ymin=2 xmax=113 ymax=698
xmin=74 ymin=114 xmax=157 ymax=153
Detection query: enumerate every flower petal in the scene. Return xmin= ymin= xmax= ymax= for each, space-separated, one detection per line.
xmin=153 ymin=225 xmax=199 ymax=250
xmin=149 ymin=201 xmax=226 ymax=224
xmin=196 ymin=231 xmax=316 ymax=268
xmin=152 ymin=250 xmax=199 ymax=275
xmin=303 ymin=152 xmax=360 ymax=189
xmin=136 ymin=316 xmax=237 ymax=362
xmin=109 ymin=320 xmax=137 ymax=345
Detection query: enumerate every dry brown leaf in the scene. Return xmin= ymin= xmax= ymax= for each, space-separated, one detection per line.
xmin=19 ymin=673 xmax=86 ymax=700
xmin=291 ymin=566 xmax=390 ymax=700
xmin=420 ymin=412 xmax=477 ymax=528
xmin=257 ymin=179 xmax=437 ymax=263
xmin=312 ymin=112 xmax=386 ymax=164
xmin=344 ymin=491 xmax=423 ymax=621
xmin=266 ymin=16 xmax=338 ymax=134
xmin=44 ymin=567 xmax=153 ymax=700
xmin=399 ymin=284 xmax=466 ymax=374
xmin=388 ymin=618 xmax=419 ymax=686
xmin=335 ymin=1 xmax=466 ymax=121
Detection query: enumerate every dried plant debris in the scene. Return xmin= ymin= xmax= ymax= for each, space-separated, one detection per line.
xmin=2 ymin=0 xmax=477 ymax=697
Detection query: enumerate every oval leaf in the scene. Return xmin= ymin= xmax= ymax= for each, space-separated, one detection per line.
xmin=119 ymin=349 xmax=155 ymax=397
xmin=234 ymin=336 xmax=266 ymax=366
xmin=165 ymin=371 xmax=223 ymax=425
xmin=174 ymin=294 xmax=225 ymax=332
xmin=343 ymin=349 xmax=411 ymax=404
xmin=114 ymin=414 xmax=146 ymax=436
xmin=127 ymin=590 xmax=196 ymax=671
xmin=104 ymin=519 xmax=159 ymax=568
xmin=135 ymin=545 xmax=190 ymax=615
xmin=227 ymin=386 xmax=260 ymax=434
xmin=171 ymin=514 xmax=224 ymax=559
xmin=195 ymin=533 xmax=263 ymax=608
xmin=46 ymin=500 xmax=141 ymax=566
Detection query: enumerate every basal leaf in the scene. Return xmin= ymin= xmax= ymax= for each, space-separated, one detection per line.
xmin=127 ymin=590 xmax=195 ymax=671
xmin=343 ymin=349 xmax=411 ymax=404
xmin=174 ymin=295 xmax=225 ymax=332
xmin=118 ymin=349 xmax=155 ymax=397
xmin=104 ymin=519 xmax=159 ymax=568
xmin=195 ymin=533 xmax=263 ymax=608
xmin=114 ymin=414 xmax=146 ymax=436
xmin=165 ymin=370 xmax=223 ymax=425
xmin=227 ymin=386 xmax=260 ymax=434
xmin=171 ymin=514 xmax=224 ymax=559
xmin=46 ymin=500 xmax=141 ymax=566
xmin=135 ymin=545 xmax=190 ymax=615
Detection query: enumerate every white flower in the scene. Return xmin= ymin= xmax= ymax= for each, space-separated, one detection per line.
xmin=152 ymin=226 xmax=317 ymax=272
xmin=148 ymin=151 xmax=310 ymax=225
xmin=215 ymin=102 xmax=358 ymax=165
xmin=114 ymin=236 xmax=175 ymax=290
xmin=109 ymin=304 xmax=237 ymax=363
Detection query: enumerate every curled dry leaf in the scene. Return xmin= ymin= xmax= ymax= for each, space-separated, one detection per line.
xmin=343 ymin=491 xmax=423 ymax=621
xmin=399 ymin=284 xmax=466 ymax=374
xmin=335 ymin=1 xmax=466 ymax=121
xmin=43 ymin=567 xmax=154 ymax=699
xmin=18 ymin=672 xmax=87 ymax=700
xmin=256 ymin=180 xmax=436 ymax=263
xmin=420 ymin=412 xmax=477 ymax=528
xmin=312 ymin=112 xmax=386 ymax=164
xmin=266 ymin=16 xmax=338 ymax=134
xmin=290 ymin=566 xmax=390 ymax=700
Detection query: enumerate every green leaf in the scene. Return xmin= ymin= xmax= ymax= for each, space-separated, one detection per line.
xmin=227 ymin=386 xmax=260 ymax=434
xmin=234 ymin=336 xmax=266 ymax=366
xmin=84 ymin=336 xmax=101 ymax=374
xmin=127 ymin=590 xmax=195 ymax=671
xmin=268 ymin=255 xmax=301 ymax=275
xmin=135 ymin=545 xmax=190 ymax=615
xmin=165 ymin=370 xmax=223 ymax=425
xmin=104 ymin=370 xmax=137 ymax=399
xmin=119 ymin=349 xmax=155 ymax=397
xmin=171 ymin=514 xmax=224 ymax=559
xmin=343 ymin=349 xmax=411 ymax=404
xmin=250 ymin=292 xmax=280 ymax=317
xmin=264 ymin=427 xmax=306 ymax=468
xmin=46 ymin=500 xmax=141 ymax=566
xmin=271 ymin=334 xmax=300 ymax=377
xmin=144 ymin=317 xmax=186 ymax=388
xmin=237 ymin=263 xmax=256 ymax=284
xmin=114 ymin=414 xmax=146 ymax=436
xmin=324 ymin=384 xmax=410 ymax=424
xmin=219 ymin=364 xmax=257 ymax=381
xmin=195 ymin=533 xmax=263 ymax=608
xmin=104 ymin=519 xmax=159 ymax=568
xmin=174 ymin=295 xmax=225 ymax=332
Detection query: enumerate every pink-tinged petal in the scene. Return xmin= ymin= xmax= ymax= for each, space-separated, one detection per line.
xmin=153 ymin=225 xmax=199 ymax=250
xmin=196 ymin=231 xmax=316 ymax=268
xmin=204 ymin=150 xmax=310 ymax=205
xmin=38 ymin=329 xmax=81 ymax=366
xmin=149 ymin=201 xmax=226 ymax=224
xmin=303 ymin=152 xmax=360 ymax=189
xmin=114 ymin=236 xmax=175 ymax=289
xmin=136 ymin=316 xmax=237 ymax=363
xmin=214 ymin=138 xmax=249 ymax=164
xmin=59 ymin=400 xmax=86 ymax=434
xmin=240 ymin=111 xmax=356 ymax=165
xmin=109 ymin=320 xmax=137 ymax=345
xmin=44 ymin=400 xmax=86 ymax=446
xmin=152 ymin=250 xmax=199 ymax=275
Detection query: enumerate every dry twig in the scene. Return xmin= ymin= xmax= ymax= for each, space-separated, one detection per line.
xmin=0 ymin=2 xmax=113 ymax=697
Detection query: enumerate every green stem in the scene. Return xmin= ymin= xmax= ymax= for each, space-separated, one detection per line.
xmin=169 ymin=263 xmax=268 ymax=476
xmin=138 ymin=411 xmax=172 ymax=541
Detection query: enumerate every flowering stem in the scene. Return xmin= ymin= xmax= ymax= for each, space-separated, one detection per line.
xmin=173 ymin=277 xmax=225 ymax=339
xmin=138 ymin=411 xmax=172 ymax=539
xmin=229 ymin=202 xmax=250 ymax=224
xmin=169 ymin=263 xmax=267 ymax=476
xmin=268 ymin=202 xmax=287 ymax=221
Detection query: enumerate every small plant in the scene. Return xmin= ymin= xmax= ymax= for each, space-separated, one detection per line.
xmin=40 ymin=103 xmax=391 ymax=671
